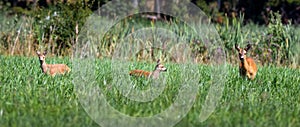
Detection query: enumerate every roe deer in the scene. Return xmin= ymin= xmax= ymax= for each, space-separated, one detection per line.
xmin=235 ymin=44 xmax=258 ymax=80
xmin=36 ymin=51 xmax=71 ymax=76
xmin=129 ymin=59 xmax=167 ymax=79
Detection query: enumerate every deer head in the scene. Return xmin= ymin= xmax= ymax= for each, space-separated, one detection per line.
xmin=36 ymin=51 xmax=48 ymax=62
xmin=154 ymin=59 xmax=167 ymax=72
xmin=235 ymin=44 xmax=252 ymax=61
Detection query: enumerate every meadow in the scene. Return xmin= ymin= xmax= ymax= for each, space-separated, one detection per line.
xmin=1 ymin=55 xmax=299 ymax=127
xmin=1 ymin=2 xmax=300 ymax=126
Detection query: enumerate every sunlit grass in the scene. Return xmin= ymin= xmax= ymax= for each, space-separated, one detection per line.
xmin=0 ymin=56 xmax=299 ymax=127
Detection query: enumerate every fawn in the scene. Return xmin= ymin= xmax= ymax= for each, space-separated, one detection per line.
xmin=129 ymin=59 xmax=167 ymax=79
xmin=36 ymin=51 xmax=71 ymax=76
xmin=235 ymin=44 xmax=258 ymax=80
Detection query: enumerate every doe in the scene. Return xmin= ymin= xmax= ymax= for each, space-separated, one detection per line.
xmin=36 ymin=51 xmax=71 ymax=76
xmin=129 ymin=59 xmax=167 ymax=79
xmin=235 ymin=44 xmax=258 ymax=80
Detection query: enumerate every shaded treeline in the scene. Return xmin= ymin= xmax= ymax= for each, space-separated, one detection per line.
xmin=0 ymin=0 xmax=299 ymax=68
xmin=2 ymin=0 xmax=300 ymax=25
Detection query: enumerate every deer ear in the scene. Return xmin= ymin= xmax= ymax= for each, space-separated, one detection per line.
xmin=235 ymin=43 xmax=240 ymax=51
xmin=157 ymin=59 xmax=161 ymax=64
xmin=36 ymin=51 xmax=41 ymax=55
xmin=245 ymin=44 xmax=252 ymax=51
xmin=43 ymin=51 xmax=47 ymax=55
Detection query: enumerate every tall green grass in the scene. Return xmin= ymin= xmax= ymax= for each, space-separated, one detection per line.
xmin=1 ymin=7 xmax=299 ymax=67
xmin=1 ymin=56 xmax=299 ymax=127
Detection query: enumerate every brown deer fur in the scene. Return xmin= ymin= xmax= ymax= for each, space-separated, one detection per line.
xmin=36 ymin=51 xmax=71 ymax=76
xmin=235 ymin=44 xmax=258 ymax=80
xmin=129 ymin=59 xmax=167 ymax=79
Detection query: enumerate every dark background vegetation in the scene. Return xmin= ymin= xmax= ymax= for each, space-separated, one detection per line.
xmin=2 ymin=0 xmax=300 ymax=24
xmin=0 ymin=0 xmax=299 ymax=67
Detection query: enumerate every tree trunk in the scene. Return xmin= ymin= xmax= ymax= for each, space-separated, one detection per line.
xmin=132 ymin=0 xmax=138 ymax=8
xmin=155 ymin=0 xmax=161 ymax=19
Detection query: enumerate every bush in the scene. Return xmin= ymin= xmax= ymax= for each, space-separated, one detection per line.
xmin=265 ymin=11 xmax=298 ymax=65
xmin=0 ymin=1 xmax=92 ymax=56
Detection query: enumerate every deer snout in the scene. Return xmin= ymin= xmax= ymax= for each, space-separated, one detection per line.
xmin=239 ymin=53 xmax=245 ymax=60
xmin=240 ymin=55 xmax=244 ymax=59
xmin=39 ymin=56 xmax=45 ymax=61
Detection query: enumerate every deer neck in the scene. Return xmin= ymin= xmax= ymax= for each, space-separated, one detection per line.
xmin=241 ymin=56 xmax=249 ymax=69
xmin=150 ymin=69 xmax=160 ymax=79
xmin=39 ymin=60 xmax=48 ymax=73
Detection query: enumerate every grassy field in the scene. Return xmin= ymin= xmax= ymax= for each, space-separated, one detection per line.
xmin=0 ymin=55 xmax=299 ymax=127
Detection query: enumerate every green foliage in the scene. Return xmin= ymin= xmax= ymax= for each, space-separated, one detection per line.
xmin=194 ymin=0 xmax=210 ymax=14
xmin=215 ymin=11 xmax=300 ymax=67
xmin=266 ymin=11 xmax=297 ymax=65
xmin=0 ymin=1 xmax=299 ymax=67
xmin=268 ymin=0 xmax=300 ymax=7
xmin=286 ymin=0 xmax=300 ymax=4
xmin=0 ymin=1 xmax=92 ymax=55
xmin=31 ymin=2 xmax=92 ymax=55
